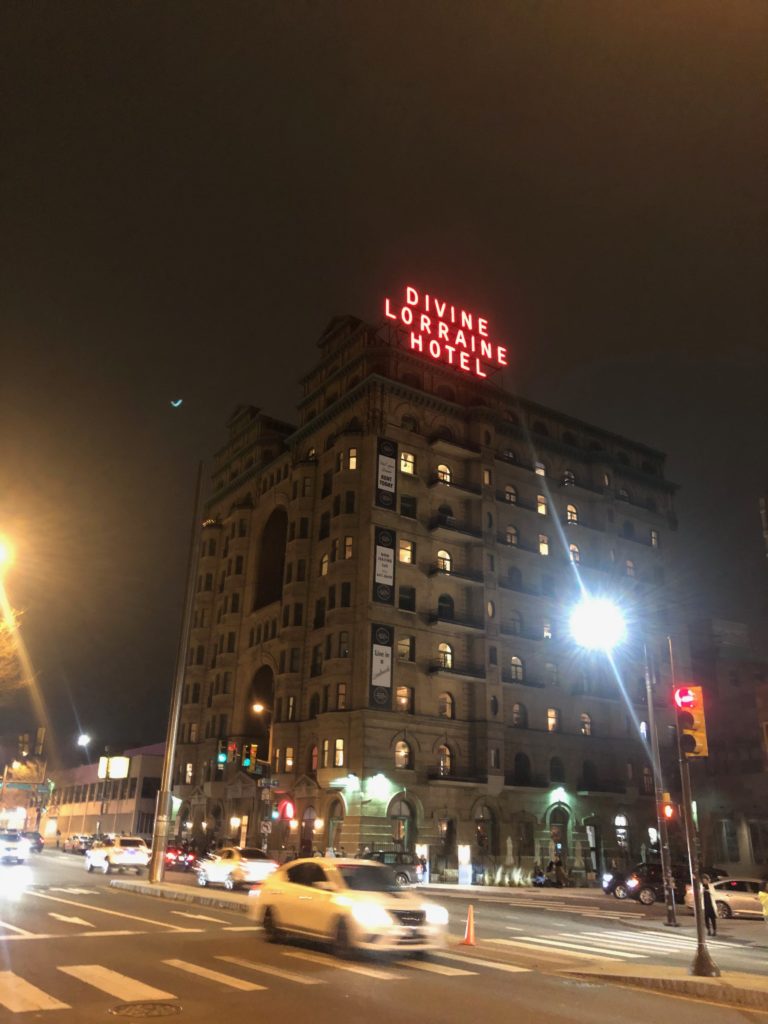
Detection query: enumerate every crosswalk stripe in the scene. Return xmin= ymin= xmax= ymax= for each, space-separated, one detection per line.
xmin=397 ymin=959 xmax=476 ymax=976
xmin=437 ymin=952 xmax=530 ymax=973
xmin=487 ymin=938 xmax=625 ymax=962
xmin=283 ymin=950 xmax=403 ymax=980
xmin=0 ymin=972 xmax=70 ymax=1012
xmin=223 ymin=926 xmax=262 ymax=932
xmin=516 ymin=936 xmax=645 ymax=957
xmin=217 ymin=956 xmax=325 ymax=985
xmin=572 ymin=932 xmax=694 ymax=951
xmin=163 ymin=959 xmax=265 ymax=991
xmin=58 ymin=965 xmax=176 ymax=1001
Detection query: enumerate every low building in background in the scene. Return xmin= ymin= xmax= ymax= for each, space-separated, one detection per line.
xmin=0 ymin=726 xmax=50 ymax=831
xmin=44 ymin=743 xmax=164 ymax=843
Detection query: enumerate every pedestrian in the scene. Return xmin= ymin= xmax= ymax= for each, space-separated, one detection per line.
xmin=701 ymin=875 xmax=717 ymax=936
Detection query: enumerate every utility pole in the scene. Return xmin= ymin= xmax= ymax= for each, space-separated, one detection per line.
xmin=645 ymin=645 xmax=677 ymax=927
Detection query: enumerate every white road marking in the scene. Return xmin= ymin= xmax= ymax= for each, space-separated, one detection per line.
xmin=59 ymin=964 xmax=176 ymax=1002
xmin=217 ymin=955 xmax=324 ymax=985
xmin=284 ymin=950 xmax=404 ymax=980
xmin=437 ymin=952 xmax=530 ymax=973
xmin=170 ymin=911 xmax=227 ymax=923
xmin=163 ymin=959 xmax=265 ymax=991
xmin=49 ymin=888 xmax=99 ymax=895
xmin=27 ymin=892 xmax=194 ymax=931
xmin=397 ymin=959 xmax=476 ymax=976
xmin=487 ymin=938 xmax=626 ymax=962
xmin=2 ymin=929 xmax=142 ymax=942
xmin=572 ymin=931 xmax=696 ymax=952
xmin=0 ymin=920 xmax=34 ymax=936
xmin=48 ymin=912 xmax=94 ymax=928
xmin=0 ymin=971 xmax=70 ymax=1012
xmin=511 ymin=935 xmax=645 ymax=958
xmin=222 ymin=925 xmax=262 ymax=931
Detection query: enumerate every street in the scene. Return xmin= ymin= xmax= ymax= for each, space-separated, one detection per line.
xmin=2 ymin=852 xmax=766 ymax=1022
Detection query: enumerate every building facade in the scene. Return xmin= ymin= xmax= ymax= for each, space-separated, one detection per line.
xmin=173 ymin=312 xmax=682 ymax=882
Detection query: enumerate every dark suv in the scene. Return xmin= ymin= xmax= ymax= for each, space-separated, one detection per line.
xmin=369 ymin=851 xmax=424 ymax=886
xmin=22 ymin=831 xmax=44 ymax=853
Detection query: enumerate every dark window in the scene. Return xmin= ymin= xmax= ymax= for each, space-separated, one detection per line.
xmin=296 ymin=559 xmax=306 ymax=582
xmin=398 ymin=586 xmax=416 ymax=612
xmin=299 ymin=518 xmax=309 ymax=539
xmin=289 ymin=647 xmax=300 ymax=673
xmin=333 ymin=495 xmax=341 ymax=517
xmin=345 ymin=491 xmax=356 ymax=514
xmin=319 ymin=512 xmax=331 ymax=539
xmin=328 ymin=585 xmax=336 ymax=610
xmin=294 ymin=604 xmax=303 ymax=626
xmin=314 ymin=599 xmax=326 ymax=629
xmin=400 ymin=494 xmax=417 ymax=519
xmin=322 ymin=470 xmax=333 ymax=498
xmin=340 ymin=583 xmax=352 ymax=607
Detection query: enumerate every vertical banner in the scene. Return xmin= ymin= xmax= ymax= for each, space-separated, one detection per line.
xmin=372 ymin=526 xmax=396 ymax=604
xmin=369 ymin=624 xmax=394 ymax=710
xmin=375 ymin=437 xmax=398 ymax=509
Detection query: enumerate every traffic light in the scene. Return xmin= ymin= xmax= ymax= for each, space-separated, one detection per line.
xmin=216 ymin=741 xmax=227 ymax=766
xmin=241 ymin=743 xmax=258 ymax=769
xmin=662 ymin=801 xmax=675 ymax=821
xmin=673 ymin=685 xmax=709 ymax=758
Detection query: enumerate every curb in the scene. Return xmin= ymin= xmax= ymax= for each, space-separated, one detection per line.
xmin=565 ymin=970 xmax=768 ymax=1010
xmin=108 ymin=879 xmax=251 ymax=914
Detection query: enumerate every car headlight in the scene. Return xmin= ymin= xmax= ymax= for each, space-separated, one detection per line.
xmin=602 ymin=873 xmax=613 ymax=884
xmin=626 ymin=877 xmax=639 ymax=889
xmin=18 ymin=839 xmax=30 ymax=854
xmin=350 ymin=902 xmax=394 ymax=929
xmin=423 ymin=903 xmax=449 ymax=926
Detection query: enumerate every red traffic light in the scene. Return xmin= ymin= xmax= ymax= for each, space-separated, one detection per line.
xmin=673 ymin=686 xmax=697 ymax=711
xmin=662 ymin=803 xmax=675 ymax=820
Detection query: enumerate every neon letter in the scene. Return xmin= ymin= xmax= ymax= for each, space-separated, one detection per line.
xmin=480 ymin=339 xmax=493 ymax=360
xmin=429 ymin=339 xmax=442 ymax=360
xmin=444 ymin=344 xmax=456 ymax=364
xmin=435 ymin=299 xmax=446 ymax=319
xmin=405 ymin=286 xmax=419 ymax=306
xmin=455 ymin=329 xmax=467 ymax=349
xmin=478 ymin=317 xmax=488 ymax=337
xmin=496 ymin=346 xmax=508 ymax=367
xmin=409 ymin=332 xmax=424 ymax=352
xmin=419 ymin=313 xmax=432 ymax=333
xmin=460 ymin=310 xmax=473 ymax=330
xmin=438 ymin=321 xmax=449 ymax=341
xmin=458 ymin=351 xmax=470 ymax=372
xmin=384 ymin=297 xmax=397 ymax=320
xmin=474 ymin=358 xmax=488 ymax=378
xmin=401 ymin=306 xmax=413 ymax=325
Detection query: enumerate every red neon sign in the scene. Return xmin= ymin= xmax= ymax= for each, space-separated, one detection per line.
xmin=279 ymin=799 xmax=295 ymax=820
xmin=384 ymin=285 xmax=508 ymax=380
xmin=673 ymin=686 xmax=697 ymax=711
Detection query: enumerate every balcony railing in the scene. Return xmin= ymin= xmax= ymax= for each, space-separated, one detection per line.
xmin=428 ymin=659 xmax=486 ymax=679
xmin=500 ymin=670 xmax=546 ymax=688
xmin=429 ymin=474 xmax=481 ymax=495
xmin=427 ymin=768 xmax=488 ymax=783
xmin=429 ymin=564 xmax=484 ymax=584
xmin=428 ymin=515 xmax=482 ymax=538
xmin=428 ymin=611 xmax=484 ymax=630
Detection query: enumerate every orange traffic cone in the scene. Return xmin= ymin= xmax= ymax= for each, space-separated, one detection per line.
xmin=460 ymin=903 xmax=476 ymax=946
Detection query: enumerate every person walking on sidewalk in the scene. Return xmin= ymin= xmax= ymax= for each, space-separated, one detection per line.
xmin=702 ymin=875 xmax=717 ymax=936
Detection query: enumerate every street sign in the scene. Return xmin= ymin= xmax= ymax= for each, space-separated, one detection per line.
xmin=260 ymin=821 xmax=272 ymax=834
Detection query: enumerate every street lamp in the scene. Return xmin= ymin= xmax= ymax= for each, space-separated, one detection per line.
xmin=569 ymin=596 xmax=678 ymax=929
xmin=0 ymin=537 xmax=14 ymax=573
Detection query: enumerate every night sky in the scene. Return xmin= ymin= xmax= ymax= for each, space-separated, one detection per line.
xmin=2 ymin=3 xmax=766 ymax=762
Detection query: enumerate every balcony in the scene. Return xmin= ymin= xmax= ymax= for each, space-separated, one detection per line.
xmin=429 ymin=514 xmax=482 ymax=539
xmin=427 ymin=768 xmax=488 ymax=784
xmin=500 ymin=670 xmax=545 ymax=688
xmin=429 ymin=564 xmax=484 ymax=584
xmin=499 ymin=623 xmax=545 ymax=641
xmin=429 ymin=474 xmax=481 ymax=496
xmin=428 ymin=611 xmax=484 ymax=631
xmin=428 ymin=659 xmax=486 ymax=680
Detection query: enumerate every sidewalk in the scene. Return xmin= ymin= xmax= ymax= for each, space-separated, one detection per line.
xmin=421 ymin=882 xmax=603 ymax=899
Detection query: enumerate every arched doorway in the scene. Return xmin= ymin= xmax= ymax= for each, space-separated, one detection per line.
xmin=300 ymin=807 xmax=316 ymax=856
xmin=254 ymin=508 xmax=288 ymax=608
xmin=328 ymin=798 xmax=344 ymax=852
xmin=388 ymin=795 xmax=415 ymax=851
xmin=550 ymin=806 xmax=570 ymax=858
xmin=475 ymin=804 xmax=497 ymax=856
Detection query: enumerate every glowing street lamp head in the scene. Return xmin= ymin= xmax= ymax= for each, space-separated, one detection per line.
xmin=77 ymin=734 xmax=91 ymax=748
xmin=570 ymin=597 xmax=627 ymax=653
xmin=0 ymin=537 xmax=14 ymax=572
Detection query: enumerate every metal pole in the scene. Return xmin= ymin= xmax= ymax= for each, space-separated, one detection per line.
xmin=149 ymin=463 xmax=204 ymax=884
xmin=668 ymin=636 xmax=720 ymax=977
xmin=644 ymin=644 xmax=678 ymax=927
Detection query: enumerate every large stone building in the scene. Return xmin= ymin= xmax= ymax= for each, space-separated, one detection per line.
xmin=173 ymin=308 xmax=682 ymax=883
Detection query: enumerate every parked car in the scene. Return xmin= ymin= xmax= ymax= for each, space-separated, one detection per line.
xmin=602 ymin=869 xmax=629 ymax=899
xmin=63 ymin=834 xmax=93 ymax=854
xmin=164 ymin=845 xmax=198 ymax=871
xmin=254 ymin=857 xmax=449 ymax=954
xmin=22 ymin=831 xmax=44 ymax=853
xmin=196 ymin=847 xmax=278 ymax=890
xmin=0 ymin=832 xmax=30 ymax=864
xmin=685 ymin=878 xmax=765 ymax=918
xmin=85 ymin=836 xmax=150 ymax=874
xmin=369 ymin=851 xmax=425 ymax=886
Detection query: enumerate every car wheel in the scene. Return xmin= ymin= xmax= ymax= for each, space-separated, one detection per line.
xmin=87 ymin=861 xmax=94 ymax=873
xmin=638 ymin=887 xmax=656 ymax=906
xmin=716 ymin=900 xmax=732 ymax=919
xmin=333 ymin=917 xmax=351 ymax=957
xmin=102 ymin=862 xmax=111 ymax=874
xmin=613 ymin=883 xmax=629 ymax=900
xmin=395 ymin=872 xmax=410 ymax=887
xmin=262 ymin=907 xmax=282 ymax=943
xmin=197 ymin=870 xmax=208 ymax=887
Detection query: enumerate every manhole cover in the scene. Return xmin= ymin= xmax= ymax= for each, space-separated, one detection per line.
xmin=109 ymin=1003 xmax=181 ymax=1018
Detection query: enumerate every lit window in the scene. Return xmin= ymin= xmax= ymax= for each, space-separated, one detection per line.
xmin=336 ymin=683 xmax=347 ymax=710
xmin=322 ymin=739 xmax=330 ymax=768
xmin=436 ymin=549 xmax=452 ymax=572
xmin=640 ymin=721 xmax=648 ymax=740
xmin=566 ymin=504 xmax=578 ymax=523
xmin=319 ymin=554 xmax=329 ymax=576
xmin=538 ymin=534 xmax=549 ymax=556
xmin=436 ymin=464 xmax=452 ymax=484
xmin=438 ymin=642 xmax=453 ymax=669
xmin=562 ymin=470 xmax=575 ymax=486
xmin=486 ymin=600 xmax=495 ymax=619
xmin=547 ymin=707 xmax=560 ymax=732
xmin=580 ymin=713 xmax=592 ymax=736
xmin=285 ymin=747 xmax=295 ymax=770
xmin=287 ymin=696 xmax=296 ymax=721
xmin=504 ymin=485 xmax=517 ymax=504
xmin=397 ymin=636 xmax=415 ymax=662
xmin=310 ymin=746 xmax=318 ymax=772
xmin=400 ymin=451 xmax=416 ymax=475
xmin=512 ymin=703 xmax=527 ymax=727
xmin=348 ymin=448 xmax=358 ymax=470
xmin=185 ymin=763 xmax=194 ymax=784
xmin=483 ymin=468 xmax=492 ymax=486
xmin=535 ymin=461 xmax=546 ymax=476
xmin=437 ymin=744 xmax=452 ymax=777
xmin=625 ymin=559 xmax=635 ymax=578
xmin=506 ymin=525 xmax=518 ymax=546
xmin=344 ymin=535 xmax=353 ymax=559
xmin=394 ymin=740 xmax=411 ymax=769
xmin=399 ymin=539 xmax=414 ymax=564
xmin=509 ymin=655 xmax=524 ymax=681
xmin=650 ymin=529 xmax=659 ymax=548
xmin=438 ymin=692 xmax=455 ymax=719
xmin=569 ymin=543 xmax=580 ymax=563
xmin=395 ymin=686 xmax=413 ymax=712
xmin=543 ymin=621 xmax=552 ymax=639
xmin=537 ymin=494 xmax=547 ymax=515
xmin=334 ymin=738 xmax=345 ymax=768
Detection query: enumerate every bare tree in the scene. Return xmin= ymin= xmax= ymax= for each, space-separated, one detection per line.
xmin=0 ymin=608 xmax=23 ymax=704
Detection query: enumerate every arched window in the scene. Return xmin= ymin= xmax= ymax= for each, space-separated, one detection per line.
xmin=475 ymin=805 xmax=496 ymax=854
xmin=308 ymin=745 xmax=318 ymax=773
xmin=437 ymin=594 xmax=454 ymax=620
xmin=566 ymin=504 xmax=578 ymax=523
xmin=506 ymin=525 xmax=518 ymax=546
xmin=388 ymin=796 xmax=414 ymax=847
xmin=436 ymin=464 xmax=452 ymax=484
xmin=395 ymin=686 xmax=413 ymax=713
xmin=394 ymin=740 xmax=412 ymax=769
xmin=508 ymin=611 xmax=523 ymax=635
xmin=437 ymin=642 xmax=453 ymax=669
xmin=436 ymin=549 xmax=452 ymax=572
xmin=254 ymin=508 xmax=288 ymax=608
xmin=437 ymin=744 xmax=453 ymax=777
xmin=625 ymin=559 xmax=635 ymax=578
xmin=550 ymin=757 xmax=565 ymax=783
xmin=513 ymin=751 xmax=531 ymax=785
xmin=569 ymin=543 xmax=580 ymax=563
xmin=319 ymin=553 xmax=329 ymax=576
xmin=580 ymin=713 xmax=593 ymax=736
xmin=509 ymin=655 xmax=524 ymax=681
xmin=308 ymin=693 xmax=320 ymax=719
xmin=562 ymin=469 xmax=575 ymax=486
xmin=504 ymin=485 xmax=517 ymax=504
xmin=537 ymin=494 xmax=547 ymax=515
xmin=512 ymin=703 xmax=527 ymax=728
xmin=535 ymin=461 xmax=547 ymax=477
xmin=438 ymin=692 xmax=455 ymax=719
xmin=507 ymin=566 xmax=523 ymax=589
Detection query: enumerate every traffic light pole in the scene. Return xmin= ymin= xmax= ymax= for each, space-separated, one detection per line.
xmin=644 ymin=645 xmax=678 ymax=928
xmin=668 ymin=636 xmax=720 ymax=978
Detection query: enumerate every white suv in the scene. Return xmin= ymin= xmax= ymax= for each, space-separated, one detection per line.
xmin=85 ymin=836 xmax=149 ymax=875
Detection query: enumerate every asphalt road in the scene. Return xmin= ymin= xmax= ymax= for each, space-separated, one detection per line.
xmin=1 ymin=852 xmax=766 ymax=1023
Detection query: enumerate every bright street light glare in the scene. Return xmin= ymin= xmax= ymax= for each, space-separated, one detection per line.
xmin=0 ymin=537 xmax=14 ymax=571
xmin=77 ymin=734 xmax=91 ymax=747
xmin=570 ymin=597 xmax=627 ymax=652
